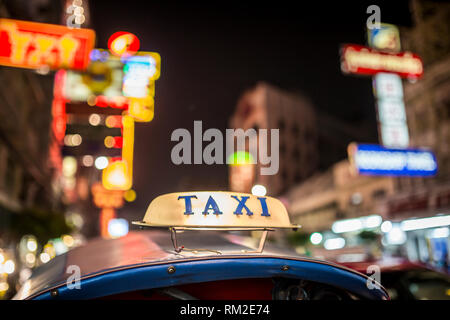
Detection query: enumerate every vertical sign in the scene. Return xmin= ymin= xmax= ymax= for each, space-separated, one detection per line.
xmin=374 ymin=72 xmax=409 ymax=148
xmin=368 ymin=23 xmax=409 ymax=149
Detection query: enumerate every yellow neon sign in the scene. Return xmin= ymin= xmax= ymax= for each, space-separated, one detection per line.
xmin=102 ymin=160 xmax=132 ymax=191
xmin=128 ymin=96 xmax=154 ymax=122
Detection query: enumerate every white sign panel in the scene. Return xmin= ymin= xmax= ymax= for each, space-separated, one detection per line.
xmin=380 ymin=123 xmax=409 ymax=148
xmin=377 ymin=98 xmax=407 ymax=124
xmin=374 ymin=73 xmax=403 ymax=99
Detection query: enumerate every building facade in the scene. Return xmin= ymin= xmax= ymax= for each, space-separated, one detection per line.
xmin=229 ymin=82 xmax=368 ymax=196
xmin=0 ymin=0 xmax=65 ymax=240
xmin=229 ymin=82 xmax=319 ymax=196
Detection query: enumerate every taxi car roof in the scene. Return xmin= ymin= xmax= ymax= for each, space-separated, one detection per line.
xmin=17 ymin=230 xmax=388 ymax=300
xmin=21 ymin=230 xmax=293 ymax=294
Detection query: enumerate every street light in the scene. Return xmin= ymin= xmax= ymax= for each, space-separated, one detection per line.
xmin=251 ymin=184 xmax=267 ymax=197
xmin=95 ymin=156 xmax=109 ymax=170
xmin=310 ymin=232 xmax=323 ymax=245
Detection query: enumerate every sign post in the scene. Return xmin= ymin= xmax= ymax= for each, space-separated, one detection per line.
xmin=340 ymin=22 xmax=437 ymax=177
xmin=368 ymin=23 xmax=410 ymax=149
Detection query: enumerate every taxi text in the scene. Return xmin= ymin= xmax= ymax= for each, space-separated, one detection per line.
xmin=178 ymin=195 xmax=270 ymax=216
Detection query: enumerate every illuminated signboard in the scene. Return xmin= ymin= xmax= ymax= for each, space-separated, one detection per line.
xmin=108 ymin=31 xmax=140 ymax=57
xmin=377 ymin=98 xmax=407 ymax=124
xmin=348 ymin=143 xmax=437 ymax=177
xmin=0 ymin=18 xmax=95 ymax=70
xmin=379 ymin=123 xmax=410 ymax=148
xmin=64 ymin=49 xmax=124 ymax=101
xmin=52 ymin=70 xmax=67 ymax=144
xmin=91 ymin=182 xmax=124 ymax=208
xmin=340 ymin=44 xmax=423 ymax=79
xmin=102 ymin=116 xmax=134 ymax=191
xmin=122 ymin=52 xmax=161 ymax=97
xmin=128 ymin=97 xmax=154 ymax=122
xmin=367 ymin=23 xmax=401 ymax=52
xmin=374 ymin=72 xmax=409 ymax=148
xmin=121 ymin=52 xmax=160 ymax=123
xmin=102 ymin=160 xmax=132 ymax=190
xmin=373 ymin=73 xmax=403 ymax=99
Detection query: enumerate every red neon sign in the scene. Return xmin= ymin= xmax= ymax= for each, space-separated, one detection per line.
xmin=108 ymin=31 xmax=140 ymax=57
xmin=94 ymin=95 xmax=129 ymax=109
xmin=52 ymin=70 xmax=67 ymax=144
xmin=340 ymin=44 xmax=423 ymax=79
xmin=0 ymin=19 xmax=95 ymax=70
xmin=113 ymin=137 xmax=123 ymax=148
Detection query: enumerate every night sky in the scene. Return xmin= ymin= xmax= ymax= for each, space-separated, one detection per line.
xmin=89 ymin=1 xmax=412 ymax=220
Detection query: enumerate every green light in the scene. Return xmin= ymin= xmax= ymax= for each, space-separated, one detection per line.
xmin=227 ymin=151 xmax=254 ymax=165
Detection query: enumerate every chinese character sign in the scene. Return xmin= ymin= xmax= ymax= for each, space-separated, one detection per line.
xmin=0 ymin=19 xmax=95 ymax=71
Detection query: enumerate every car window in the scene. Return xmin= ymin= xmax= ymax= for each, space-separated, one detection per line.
xmin=380 ymin=268 xmax=450 ymax=300
xmin=406 ymin=272 xmax=450 ymax=300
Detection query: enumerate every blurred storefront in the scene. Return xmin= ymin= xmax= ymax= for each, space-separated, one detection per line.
xmin=0 ymin=0 xmax=91 ymax=299
xmin=0 ymin=1 xmax=66 ymax=237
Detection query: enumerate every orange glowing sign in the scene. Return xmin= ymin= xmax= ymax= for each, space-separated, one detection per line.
xmin=91 ymin=182 xmax=124 ymax=208
xmin=108 ymin=31 xmax=140 ymax=57
xmin=0 ymin=19 xmax=95 ymax=70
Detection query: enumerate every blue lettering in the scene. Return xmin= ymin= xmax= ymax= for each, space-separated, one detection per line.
xmin=231 ymin=196 xmax=253 ymax=216
xmin=257 ymin=197 xmax=270 ymax=216
xmin=202 ymin=196 xmax=223 ymax=215
xmin=178 ymin=195 xmax=197 ymax=215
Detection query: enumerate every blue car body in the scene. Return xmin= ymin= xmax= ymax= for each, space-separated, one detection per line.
xmin=14 ymin=230 xmax=389 ymax=300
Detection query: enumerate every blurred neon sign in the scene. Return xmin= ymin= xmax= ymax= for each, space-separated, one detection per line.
xmin=340 ymin=44 xmax=423 ymax=79
xmin=128 ymin=97 xmax=154 ymax=122
xmin=102 ymin=116 xmax=134 ymax=191
xmin=122 ymin=53 xmax=160 ymax=98
xmin=0 ymin=18 xmax=95 ymax=70
xmin=91 ymin=182 xmax=124 ymax=208
xmin=102 ymin=160 xmax=132 ymax=190
xmin=348 ymin=143 xmax=437 ymax=177
xmin=122 ymin=52 xmax=160 ymax=123
xmin=64 ymin=49 xmax=127 ymax=105
xmin=367 ymin=23 xmax=401 ymax=52
xmin=52 ymin=70 xmax=67 ymax=144
xmin=108 ymin=31 xmax=140 ymax=57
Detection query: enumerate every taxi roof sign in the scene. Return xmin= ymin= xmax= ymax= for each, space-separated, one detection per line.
xmin=133 ymin=191 xmax=300 ymax=230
